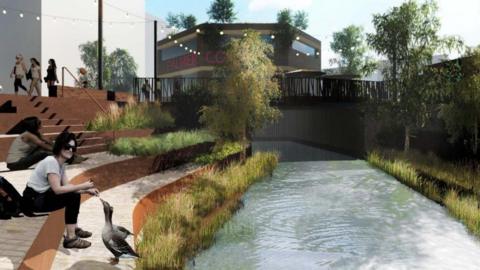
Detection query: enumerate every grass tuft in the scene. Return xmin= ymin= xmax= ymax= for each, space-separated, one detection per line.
xmin=136 ymin=152 xmax=279 ymax=269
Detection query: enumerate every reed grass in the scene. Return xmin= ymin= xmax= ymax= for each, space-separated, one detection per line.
xmin=136 ymin=152 xmax=279 ymax=269
xmin=368 ymin=150 xmax=480 ymax=238
xmin=194 ymin=141 xmax=245 ymax=165
xmin=86 ymin=99 xmax=174 ymax=131
xmin=109 ymin=130 xmax=214 ymax=156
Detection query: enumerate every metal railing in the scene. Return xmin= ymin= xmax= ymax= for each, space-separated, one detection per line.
xmin=61 ymin=67 xmax=107 ymax=114
xmin=133 ymin=77 xmax=387 ymax=103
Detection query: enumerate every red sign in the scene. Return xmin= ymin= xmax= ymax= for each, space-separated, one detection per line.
xmin=165 ymin=51 xmax=226 ymax=71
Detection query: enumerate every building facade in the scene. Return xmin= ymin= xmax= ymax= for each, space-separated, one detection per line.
xmin=156 ymin=23 xmax=322 ymax=78
xmin=0 ymin=0 xmax=148 ymax=95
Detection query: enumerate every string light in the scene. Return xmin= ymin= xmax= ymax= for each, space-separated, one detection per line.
xmin=271 ymin=35 xmax=275 ymax=39
xmin=296 ymin=53 xmax=300 ymax=56
xmin=197 ymin=52 xmax=201 ymax=56
xmin=296 ymin=36 xmax=300 ymax=40
xmin=19 ymin=13 xmax=24 ymax=18
xmin=174 ymin=40 xmax=178 ymax=44
xmin=219 ymin=31 xmax=224 ymax=35
xmin=243 ymin=33 xmax=247 ymax=37
xmin=2 ymin=9 xmax=6 ymax=15
xmin=196 ymin=29 xmax=200 ymax=33
xmin=36 ymin=16 xmax=40 ymax=21
xmin=179 ymin=44 xmax=183 ymax=47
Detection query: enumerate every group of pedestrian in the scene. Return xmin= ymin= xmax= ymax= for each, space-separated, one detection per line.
xmin=9 ymin=54 xmax=58 ymax=96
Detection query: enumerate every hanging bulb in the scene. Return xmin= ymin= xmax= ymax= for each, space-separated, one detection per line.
xmin=2 ymin=9 xmax=7 ymax=15
xmin=19 ymin=13 xmax=24 ymax=18
xmin=36 ymin=16 xmax=40 ymax=21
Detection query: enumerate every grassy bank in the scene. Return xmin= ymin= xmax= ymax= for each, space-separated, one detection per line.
xmin=87 ymin=100 xmax=174 ymax=131
xmin=368 ymin=150 xmax=480 ymax=237
xmin=136 ymin=152 xmax=279 ymax=269
xmin=194 ymin=141 xmax=245 ymax=165
xmin=109 ymin=130 xmax=215 ymax=156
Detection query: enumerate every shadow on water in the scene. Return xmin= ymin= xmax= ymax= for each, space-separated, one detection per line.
xmin=252 ymin=140 xmax=355 ymax=162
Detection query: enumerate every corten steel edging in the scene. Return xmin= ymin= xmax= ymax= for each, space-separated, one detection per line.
xmin=18 ymin=142 xmax=215 ymax=270
xmin=132 ymin=150 xmax=245 ymax=237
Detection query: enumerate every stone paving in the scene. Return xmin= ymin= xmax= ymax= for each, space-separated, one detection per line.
xmin=50 ymin=163 xmax=200 ymax=270
xmin=0 ymin=152 xmax=132 ymax=270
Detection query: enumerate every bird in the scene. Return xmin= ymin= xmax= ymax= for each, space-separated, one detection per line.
xmin=100 ymin=198 xmax=139 ymax=264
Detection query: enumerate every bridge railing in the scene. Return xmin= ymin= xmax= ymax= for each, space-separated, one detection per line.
xmin=133 ymin=77 xmax=388 ymax=103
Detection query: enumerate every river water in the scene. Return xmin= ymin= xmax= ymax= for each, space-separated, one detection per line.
xmin=188 ymin=141 xmax=480 ymax=270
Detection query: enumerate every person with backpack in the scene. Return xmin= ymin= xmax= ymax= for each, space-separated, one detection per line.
xmin=28 ymin=58 xmax=42 ymax=96
xmin=10 ymin=54 xmax=28 ymax=95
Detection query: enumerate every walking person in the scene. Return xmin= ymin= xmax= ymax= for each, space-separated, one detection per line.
xmin=45 ymin=59 xmax=59 ymax=96
xmin=10 ymin=54 xmax=28 ymax=95
xmin=22 ymin=131 xmax=99 ymax=249
xmin=28 ymin=58 xmax=42 ymax=96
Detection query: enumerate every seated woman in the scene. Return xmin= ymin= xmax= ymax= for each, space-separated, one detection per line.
xmin=6 ymin=117 xmax=52 ymax=171
xmin=6 ymin=117 xmax=87 ymax=171
xmin=22 ymin=132 xmax=99 ymax=249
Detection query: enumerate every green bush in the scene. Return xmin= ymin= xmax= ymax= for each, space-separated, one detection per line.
xmin=109 ymin=130 xmax=214 ymax=156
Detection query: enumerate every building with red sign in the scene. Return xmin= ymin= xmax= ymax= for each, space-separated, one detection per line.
xmin=156 ymin=23 xmax=322 ymax=78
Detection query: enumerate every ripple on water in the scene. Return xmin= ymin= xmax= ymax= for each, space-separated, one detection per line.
xmin=189 ymin=160 xmax=480 ymax=270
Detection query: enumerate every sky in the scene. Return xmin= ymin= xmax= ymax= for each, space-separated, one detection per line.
xmin=146 ymin=0 xmax=480 ymax=69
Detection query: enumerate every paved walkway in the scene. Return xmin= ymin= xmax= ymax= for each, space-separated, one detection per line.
xmin=50 ymin=163 xmax=200 ymax=270
xmin=0 ymin=152 xmax=132 ymax=270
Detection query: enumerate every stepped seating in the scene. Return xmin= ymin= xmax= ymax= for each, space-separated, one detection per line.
xmin=0 ymin=89 xmax=149 ymax=163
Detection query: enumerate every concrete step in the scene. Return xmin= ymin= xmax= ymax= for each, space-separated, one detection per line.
xmin=40 ymin=124 xmax=85 ymax=134
xmin=76 ymin=143 xmax=108 ymax=155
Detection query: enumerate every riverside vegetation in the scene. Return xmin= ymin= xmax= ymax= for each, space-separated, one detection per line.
xmin=136 ymin=152 xmax=279 ymax=269
xmin=368 ymin=150 xmax=480 ymax=237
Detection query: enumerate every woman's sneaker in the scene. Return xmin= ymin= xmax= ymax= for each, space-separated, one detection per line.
xmin=63 ymin=236 xmax=91 ymax=249
xmin=75 ymin=227 xmax=92 ymax=238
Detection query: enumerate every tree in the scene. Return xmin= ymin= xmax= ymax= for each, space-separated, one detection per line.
xmin=200 ymin=30 xmax=281 ymax=141
xmin=275 ymin=9 xmax=309 ymax=50
xmin=439 ymin=48 xmax=480 ymax=155
xmin=79 ymin=40 xmax=111 ymax=90
xmin=207 ymin=0 xmax=236 ymax=23
xmin=182 ymin=15 xmax=197 ymax=29
xmin=78 ymin=41 xmax=137 ymax=92
xmin=166 ymin=13 xmax=197 ymax=30
xmin=275 ymin=9 xmax=296 ymax=50
xmin=367 ymin=0 xmax=461 ymax=152
xmin=109 ymin=49 xmax=138 ymax=92
xmin=293 ymin=10 xmax=309 ymax=30
xmin=330 ymin=25 xmax=376 ymax=76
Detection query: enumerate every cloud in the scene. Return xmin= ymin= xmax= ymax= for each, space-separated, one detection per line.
xmin=248 ymin=0 xmax=313 ymax=12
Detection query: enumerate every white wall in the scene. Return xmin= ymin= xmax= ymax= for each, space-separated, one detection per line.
xmin=0 ymin=0 xmax=42 ymax=95
xmin=41 ymin=0 xmax=146 ymax=95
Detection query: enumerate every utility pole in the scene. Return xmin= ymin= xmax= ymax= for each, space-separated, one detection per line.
xmin=98 ymin=0 xmax=103 ymax=90
xmin=154 ymin=20 xmax=158 ymax=98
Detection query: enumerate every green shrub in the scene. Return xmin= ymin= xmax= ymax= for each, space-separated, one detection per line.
xmin=109 ymin=130 xmax=214 ymax=156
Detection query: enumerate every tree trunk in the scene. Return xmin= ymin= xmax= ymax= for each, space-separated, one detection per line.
xmin=474 ymin=121 xmax=478 ymax=155
xmin=404 ymin=125 xmax=410 ymax=152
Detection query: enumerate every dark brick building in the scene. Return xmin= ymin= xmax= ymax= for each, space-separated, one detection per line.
xmin=156 ymin=23 xmax=322 ymax=78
